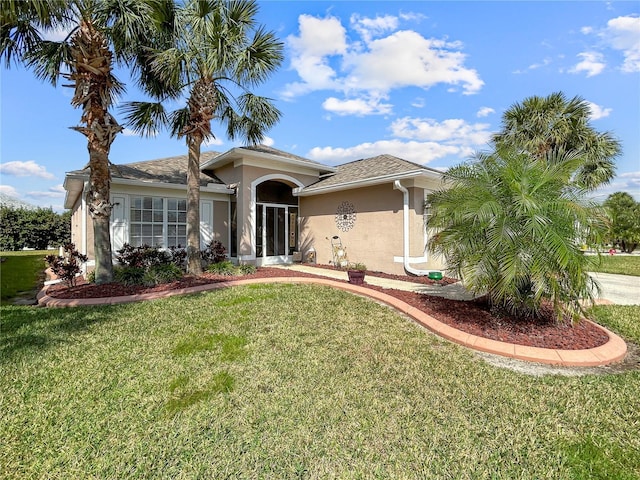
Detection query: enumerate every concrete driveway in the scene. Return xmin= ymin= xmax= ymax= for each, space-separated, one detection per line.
xmin=589 ymin=272 xmax=640 ymax=305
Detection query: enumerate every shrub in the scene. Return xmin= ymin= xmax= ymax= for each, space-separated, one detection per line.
xmin=207 ymin=260 xmax=237 ymax=276
xmin=168 ymin=246 xmax=187 ymax=270
xmin=116 ymin=243 xmax=171 ymax=268
xmin=45 ymin=242 xmax=88 ymax=288
xmin=114 ymin=266 xmax=146 ymax=286
xmin=201 ymin=240 xmax=227 ymax=265
xmin=238 ymin=264 xmax=257 ymax=275
xmin=142 ymin=264 xmax=183 ymax=286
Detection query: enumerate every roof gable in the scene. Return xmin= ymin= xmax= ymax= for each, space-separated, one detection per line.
xmin=298 ymin=154 xmax=443 ymax=194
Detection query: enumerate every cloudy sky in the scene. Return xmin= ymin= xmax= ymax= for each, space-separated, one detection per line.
xmin=1 ymin=1 xmax=639 ymax=211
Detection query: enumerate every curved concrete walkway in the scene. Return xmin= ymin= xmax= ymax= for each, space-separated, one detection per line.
xmin=37 ymin=276 xmax=627 ymax=368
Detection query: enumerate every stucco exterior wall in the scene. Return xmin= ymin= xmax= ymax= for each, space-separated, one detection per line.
xmin=217 ymin=163 xmax=318 ymax=261
xmin=213 ymin=200 xmax=229 ymax=250
xmin=299 ymin=183 xmax=443 ymax=275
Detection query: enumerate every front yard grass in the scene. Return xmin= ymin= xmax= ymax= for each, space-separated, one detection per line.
xmin=1 ymin=284 xmax=639 ymax=479
xmin=0 ymin=250 xmax=49 ymax=304
xmin=589 ymin=254 xmax=640 ymax=276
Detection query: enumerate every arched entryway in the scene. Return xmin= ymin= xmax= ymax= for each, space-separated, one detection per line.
xmin=254 ymin=179 xmax=299 ymax=265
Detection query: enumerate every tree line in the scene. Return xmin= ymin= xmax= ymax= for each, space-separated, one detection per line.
xmin=0 ymin=206 xmax=70 ymax=251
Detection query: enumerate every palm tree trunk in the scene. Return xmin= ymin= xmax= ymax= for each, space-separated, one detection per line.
xmin=86 ymin=148 xmax=114 ymax=284
xmin=186 ymin=134 xmax=202 ymax=274
xmin=68 ymin=20 xmax=121 ymax=284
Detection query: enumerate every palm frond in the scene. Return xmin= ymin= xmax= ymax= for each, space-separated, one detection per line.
xmin=120 ymin=101 xmax=168 ymax=137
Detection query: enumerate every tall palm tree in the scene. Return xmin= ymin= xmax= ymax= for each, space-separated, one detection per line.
xmin=123 ymin=0 xmax=283 ymax=274
xmin=1 ymin=0 xmax=175 ymax=284
xmin=428 ymin=147 xmax=605 ymax=322
xmin=493 ymin=92 xmax=621 ymax=190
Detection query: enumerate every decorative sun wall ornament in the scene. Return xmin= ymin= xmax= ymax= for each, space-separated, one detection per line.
xmin=335 ymin=201 xmax=356 ymax=232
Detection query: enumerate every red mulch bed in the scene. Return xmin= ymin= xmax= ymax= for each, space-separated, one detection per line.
xmin=46 ymin=267 xmax=609 ymax=351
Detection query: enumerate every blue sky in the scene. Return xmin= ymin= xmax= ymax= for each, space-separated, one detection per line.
xmin=1 ymin=1 xmax=639 ymax=212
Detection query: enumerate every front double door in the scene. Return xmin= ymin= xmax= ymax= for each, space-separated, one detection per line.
xmin=256 ymin=204 xmax=298 ymax=265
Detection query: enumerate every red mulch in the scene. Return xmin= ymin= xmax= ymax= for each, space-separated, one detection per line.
xmin=46 ymin=267 xmax=609 ymax=351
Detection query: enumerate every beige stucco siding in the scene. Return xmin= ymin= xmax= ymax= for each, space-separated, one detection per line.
xmin=218 ymin=164 xmax=318 ymax=260
xmin=299 ymin=183 xmax=441 ymax=275
xmin=213 ymin=200 xmax=229 ymax=250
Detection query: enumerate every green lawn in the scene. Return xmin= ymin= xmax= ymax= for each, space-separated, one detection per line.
xmin=588 ymin=254 xmax=640 ymax=276
xmin=2 ymin=285 xmax=639 ymax=479
xmin=0 ymin=250 xmax=49 ymax=304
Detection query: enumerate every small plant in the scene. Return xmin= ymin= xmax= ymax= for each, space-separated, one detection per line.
xmin=142 ymin=264 xmax=183 ymax=287
xmin=348 ymin=262 xmax=367 ymax=271
xmin=207 ymin=260 xmax=237 ymax=276
xmin=45 ymin=242 xmax=88 ymax=288
xmin=238 ymin=264 xmax=257 ymax=275
xmin=114 ymin=266 xmax=146 ymax=286
xmin=201 ymin=240 xmax=227 ymax=265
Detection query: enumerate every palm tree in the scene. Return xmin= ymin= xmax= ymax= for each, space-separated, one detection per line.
xmin=427 ymin=147 xmax=605 ymax=322
xmin=1 ymin=0 xmax=175 ymax=284
xmin=493 ymin=92 xmax=621 ymax=190
xmin=123 ymin=0 xmax=283 ymax=274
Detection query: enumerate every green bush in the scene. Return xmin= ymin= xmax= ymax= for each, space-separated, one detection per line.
xmin=142 ymin=264 xmax=183 ymax=286
xmin=238 ymin=264 xmax=257 ymax=275
xmin=114 ymin=266 xmax=146 ymax=286
xmin=207 ymin=260 xmax=237 ymax=276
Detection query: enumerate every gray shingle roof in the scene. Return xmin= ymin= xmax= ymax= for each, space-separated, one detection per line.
xmin=240 ymin=145 xmax=328 ymax=169
xmin=68 ymin=151 xmax=224 ymax=187
xmin=301 ymin=154 xmax=440 ymax=192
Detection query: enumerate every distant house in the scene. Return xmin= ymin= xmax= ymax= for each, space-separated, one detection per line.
xmin=63 ymin=145 xmax=446 ymax=275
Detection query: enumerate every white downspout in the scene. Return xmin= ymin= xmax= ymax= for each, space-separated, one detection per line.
xmin=393 ymin=180 xmax=436 ymax=276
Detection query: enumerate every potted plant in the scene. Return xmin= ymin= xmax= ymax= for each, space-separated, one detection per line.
xmin=347 ymin=262 xmax=367 ymax=285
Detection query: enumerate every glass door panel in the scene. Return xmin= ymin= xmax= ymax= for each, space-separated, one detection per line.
xmin=265 ymin=206 xmax=286 ymax=256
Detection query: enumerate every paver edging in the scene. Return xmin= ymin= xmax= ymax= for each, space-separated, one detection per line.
xmin=37 ymin=276 xmax=627 ymax=367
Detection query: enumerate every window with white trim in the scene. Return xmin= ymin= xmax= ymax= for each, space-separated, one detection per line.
xmin=166 ymin=198 xmax=187 ymax=247
xmin=129 ymin=196 xmax=187 ymax=248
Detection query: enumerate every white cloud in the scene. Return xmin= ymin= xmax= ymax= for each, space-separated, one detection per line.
xmin=282 ymin=14 xmax=484 ymax=106
xmin=350 ymin=13 xmax=398 ymax=42
xmin=203 ymin=136 xmax=224 ymax=147
xmin=0 ymin=185 xmax=19 ymax=197
xmin=477 ymin=107 xmax=495 ymax=118
xmin=411 ymin=97 xmax=426 ymax=108
xmin=603 ymin=15 xmax=640 ymax=72
xmin=41 ymin=26 xmax=73 ymax=42
xmin=390 ymin=117 xmax=492 ymax=146
xmin=585 ymin=101 xmax=612 ymax=120
xmin=322 ymin=96 xmax=393 ymax=116
xmin=27 ymin=185 xmax=65 ymax=199
xmin=307 ymin=139 xmax=466 ymax=165
xmin=592 ymin=171 xmax=640 ymax=202
xmin=261 ymin=136 xmax=275 ymax=147
xmin=344 ymin=30 xmax=483 ymax=95
xmin=527 ymin=57 xmax=552 ymax=70
xmin=570 ymin=52 xmax=606 ymax=77
xmin=283 ymin=15 xmax=347 ymax=98
xmin=580 ymin=26 xmax=594 ymax=35
xmin=0 ymin=160 xmax=55 ymax=179
xmin=122 ymin=128 xmax=142 ymax=137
